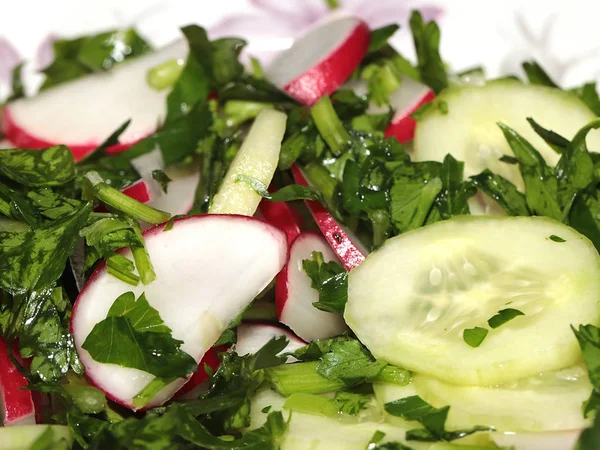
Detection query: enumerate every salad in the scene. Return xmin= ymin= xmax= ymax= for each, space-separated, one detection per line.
xmin=0 ymin=6 xmax=600 ymax=450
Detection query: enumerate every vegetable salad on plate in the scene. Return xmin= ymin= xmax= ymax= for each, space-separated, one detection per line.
xmin=1 ymin=7 xmax=600 ymax=450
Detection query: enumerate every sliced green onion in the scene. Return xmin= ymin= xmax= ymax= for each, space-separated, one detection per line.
xmin=146 ymin=58 xmax=185 ymax=91
xmin=310 ymin=96 xmax=351 ymax=156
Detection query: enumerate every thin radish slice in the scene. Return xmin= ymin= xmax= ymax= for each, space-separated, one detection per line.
xmin=71 ymin=214 xmax=287 ymax=409
xmin=380 ymin=78 xmax=435 ymax=143
xmin=291 ymin=164 xmax=366 ymax=270
xmin=276 ymin=232 xmax=348 ymax=341
xmin=258 ymin=198 xmax=302 ymax=246
xmin=344 ymin=77 xmax=434 ymax=143
xmin=235 ymin=323 xmax=305 ymax=358
xmin=265 ymin=17 xmax=370 ymax=106
xmin=173 ymin=347 xmax=222 ymax=399
xmin=209 ymin=109 xmax=287 ymax=216
xmin=0 ymin=337 xmax=35 ymax=426
xmin=2 ymin=41 xmax=187 ymax=161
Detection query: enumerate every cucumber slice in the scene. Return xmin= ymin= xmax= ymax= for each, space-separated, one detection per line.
xmin=412 ymin=80 xmax=600 ymax=191
xmin=0 ymin=425 xmax=72 ymax=450
xmin=413 ymin=365 xmax=592 ymax=432
xmin=209 ymin=109 xmax=286 ymax=216
xmin=345 ymin=215 xmax=600 ymax=385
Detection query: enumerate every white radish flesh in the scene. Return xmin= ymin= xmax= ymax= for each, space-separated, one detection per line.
xmin=235 ymin=323 xmax=305 ymax=358
xmin=2 ymin=41 xmax=187 ymax=161
xmin=276 ymin=232 xmax=348 ymax=341
xmin=265 ymin=17 xmax=370 ymax=106
xmin=209 ymin=109 xmax=287 ymax=216
xmin=71 ymin=214 xmax=287 ymax=409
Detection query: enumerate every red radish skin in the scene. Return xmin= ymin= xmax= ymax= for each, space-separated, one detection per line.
xmin=2 ymin=41 xmax=187 ymax=161
xmin=2 ymin=108 xmax=135 ymax=161
xmin=384 ymin=88 xmax=435 ymax=143
xmin=258 ymin=198 xmax=302 ymax=246
xmin=0 ymin=336 xmax=35 ymax=426
xmin=276 ymin=232 xmax=348 ymax=341
xmin=291 ymin=165 xmax=366 ymax=270
xmin=266 ymin=17 xmax=370 ymax=105
xmin=71 ymin=214 xmax=287 ymax=410
xmin=346 ymin=77 xmax=435 ymax=144
xmin=173 ymin=346 xmax=223 ymax=398
xmin=121 ymin=179 xmax=154 ymax=204
xmin=235 ymin=323 xmax=306 ymax=358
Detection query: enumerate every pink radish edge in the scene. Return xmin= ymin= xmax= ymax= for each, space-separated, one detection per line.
xmin=0 ymin=336 xmax=35 ymax=426
xmin=258 ymin=197 xmax=302 ymax=246
xmin=275 ymin=231 xmax=349 ymax=342
xmin=70 ymin=214 xmax=288 ymax=410
xmin=384 ymin=87 xmax=435 ymax=143
xmin=267 ymin=17 xmax=371 ymax=106
xmin=291 ymin=164 xmax=365 ymax=271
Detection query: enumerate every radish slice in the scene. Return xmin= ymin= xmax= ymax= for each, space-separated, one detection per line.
xmin=71 ymin=214 xmax=287 ymax=409
xmin=276 ymin=232 xmax=348 ymax=341
xmin=0 ymin=337 xmax=35 ymax=426
xmin=345 ymin=77 xmax=435 ymax=143
xmin=380 ymin=78 xmax=435 ymax=143
xmin=291 ymin=165 xmax=366 ymax=270
xmin=258 ymin=198 xmax=302 ymax=246
xmin=173 ymin=347 xmax=222 ymax=399
xmin=265 ymin=17 xmax=370 ymax=106
xmin=2 ymin=41 xmax=187 ymax=161
xmin=235 ymin=323 xmax=305 ymax=358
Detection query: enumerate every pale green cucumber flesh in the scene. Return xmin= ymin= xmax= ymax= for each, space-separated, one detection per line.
xmin=413 ymin=80 xmax=600 ymax=191
xmin=0 ymin=425 xmax=72 ymax=450
xmin=345 ymin=215 xmax=600 ymax=386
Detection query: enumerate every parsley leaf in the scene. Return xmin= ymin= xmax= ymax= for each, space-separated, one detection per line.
xmin=527 ymin=117 xmax=569 ymax=154
xmin=576 ymin=410 xmax=600 ymax=450
xmin=471 ymin=170 xmax=530 ymax=216
xmin=487 ymin=308 xmax=525 ymax=329
xmin=409 ymin=11 xmax=448 ymax=94
xmin=498 ymin=122 xmax=561 ymax=220
xmin=463 ymin=327 xmax=488 ymax=348
xmin=41 ymin=29 xmax=151 ymax=90
xmin=0 ymin=146 xmax=75 ymax=187
xmin=0 ymin=203 xmax=90 ymax=294
xmin=571 ymin=82 xmax=600 ymax=116
xmin=333 ymin=391 xmax=370 ymax=416
xmin=317 ymin=339 xmax=387 ymax=384
xmin=368 ymin=25 xmax=400 ymax=53
xmin=302 ymin=251 xmax=348 ymax=315
xmin=385 ymin=395 xmax=491 ymax=442
xmin=522 ymin=61 xmax=559 ymax=88
xmin=389 ymin=162 xmax=443 ymax=233
xmin=82 ymin=292 xmax=197 ymax=378
xmin=166 ymin=26 xmax=212 ymax=122
xmin=429 ymin=154 xmax=476 ymax=221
